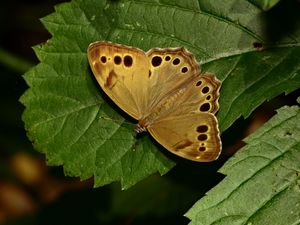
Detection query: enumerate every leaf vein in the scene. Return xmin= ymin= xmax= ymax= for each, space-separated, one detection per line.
xmin=130 ymin=0 xmax=264 ymax=41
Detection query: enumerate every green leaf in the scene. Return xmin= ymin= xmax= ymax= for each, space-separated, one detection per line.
xmin=248 ymin=0 xmax=281 ymax=11
xmin=186 ymin=101 xmax=300 ymax=225
xmin=21 ymin=0 xmax=300 ymax=188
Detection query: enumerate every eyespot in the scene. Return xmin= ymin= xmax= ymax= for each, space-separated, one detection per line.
xmin=100 ymin=56 xmax=107 ymax=63
xmin=202 ymin=86 xmax=210 ymax=94
xmin=198 ymin=134 xmax=208 ymax=141
xmin=165 ymin=55 xmax=171 ymax=61
xmin=206 ymin=95 xmax=211 ymax=100
xmin=152 ymin=56 xmax=162 ymax=67
xmin=197 ymin=125 xmax=208 ymax=133
xmin=196 ymin=80 xmax=202 ymax=86
xmin=172 ymin=58 xmax=180 ymax=65
xmin=114 ymin=55 xmax=122 ymax=65
xmin=181 ymin=67 xmax=188 ymax=73
xmin=124 ymin=55 xmax=133 ymax=67
xmin=199 ymin=147 xmax=206 ymax=152
xmin=200 ymin=103 xmax=211 ymax=112
xmin=148 ymin=70 xmax=152 ymax=77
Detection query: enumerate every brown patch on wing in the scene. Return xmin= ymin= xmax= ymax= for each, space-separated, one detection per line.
xmin=89 ymin=48 xmax=100 ymax=60
xmin=93 ymin=62 xmax=102 ymax=75
xmin=105 ymin=70 xmax=118 ymax=89
xmin=174 ymin=139 xmax=193 ymax=151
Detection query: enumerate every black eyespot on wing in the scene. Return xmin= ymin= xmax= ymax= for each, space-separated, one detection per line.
xmin=196 ymin=80 xmax=202 ymax=86
xmin=114 ymin=55 xmax=122 ymax=65
xmin=124 ymin=55 xmax=133 ymax=67
xmin=172 ymin=58 xmax=180 ymax=65
xmin=198 ymin=134 xmax=208 ymax=141
xmin=181 ymin=67 xmax=188 ymax=73
xmin=152 ymin=56 xmax=162 ymax=67
xmin=100 ymin=56 xmax=107 ymax=63
xmin=148 ymin=70 xmax=152 ymax=77
xmin=199 ymin=147 xmax=206 ymax=152
xmin=202 ymin=86 xmax=210 ymax=94
xmin=206 ymin=95 xmax=211 ymax=100
xmin=165 ymin=55 xmax=171 ymax=61
xmin=200 ymin=103 xmax=211 ymax=112
xmin=197 ymin=125 xmax=208 ymax=133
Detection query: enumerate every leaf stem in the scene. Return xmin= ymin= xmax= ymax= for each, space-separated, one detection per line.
xmin=0 ymin=48 xmax=34 ymax=74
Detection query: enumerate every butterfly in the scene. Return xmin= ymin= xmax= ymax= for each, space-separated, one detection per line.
xmin=87 ymin=42 xmax=221 ymax=162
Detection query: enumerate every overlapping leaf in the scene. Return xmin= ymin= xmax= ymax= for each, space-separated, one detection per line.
xmin=21 ymin=0 xmax=300 ymax=188
xmin=186 ymin=98 xmax=300 ymax=225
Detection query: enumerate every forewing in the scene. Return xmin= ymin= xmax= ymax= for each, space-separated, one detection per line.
xmin=88 ymin=42 xmax=150 ymax=120
xmin=145 ymin=47 xmax=201 ymax=114
xmin=144 ymin=46 xmax=220 ymax=120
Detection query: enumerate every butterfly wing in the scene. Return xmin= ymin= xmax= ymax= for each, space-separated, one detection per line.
xmin=142 ymin=58 xmax=221 ymax=162
xmin=144 ymin=47 xmax=201 ymax=115
xmin=141 ymin=71 xmax=221 ymax=124
xmin=88 ymin=42 xmax=150 ymax=120
xmin=147 ymin=113 xmax=221 ymax=162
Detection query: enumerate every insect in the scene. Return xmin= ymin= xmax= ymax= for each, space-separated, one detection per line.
xmin=87 ymin=42 xmax=221 ymax=162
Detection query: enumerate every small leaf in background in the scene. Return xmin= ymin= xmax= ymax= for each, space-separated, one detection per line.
xmin=20 ymin=0 xmax=300 ymax=189
xmin=186 ymin=99 xmax=300 ymax=225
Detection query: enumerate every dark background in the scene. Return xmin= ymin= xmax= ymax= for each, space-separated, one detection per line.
xmin=0 ymin=1 xmax=299 ymax=225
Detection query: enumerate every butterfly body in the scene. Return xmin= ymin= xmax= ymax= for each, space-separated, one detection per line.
xmin=88 ymin=42 xmax=221 ymax=162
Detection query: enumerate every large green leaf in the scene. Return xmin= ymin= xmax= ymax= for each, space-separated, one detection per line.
xmin=21 ymin=0 xmax=300 ymax=188
xmin=186 ymin=98 xmax=300 ymax=225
